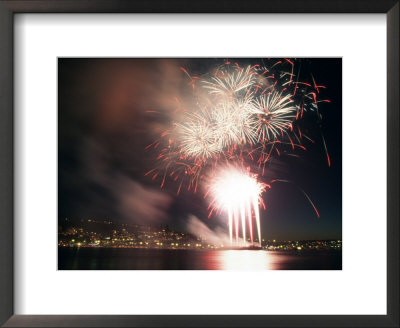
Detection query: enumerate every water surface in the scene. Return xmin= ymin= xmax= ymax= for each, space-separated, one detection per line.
xmin=58 ymin=247 xmax=341 ymax=270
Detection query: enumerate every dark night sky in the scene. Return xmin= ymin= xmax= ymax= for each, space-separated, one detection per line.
xmin=58 ymin=58 xmax=342 ymax=241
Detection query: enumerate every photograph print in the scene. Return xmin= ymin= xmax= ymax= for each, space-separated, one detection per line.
xmin=58 ymin=58 xmax=342 ymax=270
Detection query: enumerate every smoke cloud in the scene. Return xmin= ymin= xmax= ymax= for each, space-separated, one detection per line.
xmin=186 ymin=215 xmax=246 ymax=246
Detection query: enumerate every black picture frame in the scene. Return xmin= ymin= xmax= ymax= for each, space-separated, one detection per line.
xmin=0 ymin=1 xmax=398 ymax=327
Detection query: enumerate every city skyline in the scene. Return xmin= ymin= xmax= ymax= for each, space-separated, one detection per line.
xmin=59 ymin=217 xmax=343 ymax=245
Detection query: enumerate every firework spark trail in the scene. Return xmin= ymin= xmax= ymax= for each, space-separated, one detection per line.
xmin=228 ymin=206 xmax=233 ymax=243
xmin=247 ymin=202 xmax=253 ymax=243
xmin=321 ymin=133 xmax=331 ymax=167
xmin=253 ymin=196 xmax=262 ymax=246
xmin=271 ymin=179 xmax=320 ymax=218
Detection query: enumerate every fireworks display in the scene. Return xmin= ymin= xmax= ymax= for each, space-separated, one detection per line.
xmin=147 ymin=59 xmax=331 ymax=246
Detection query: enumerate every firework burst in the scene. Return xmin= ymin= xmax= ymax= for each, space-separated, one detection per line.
xmin=202 ymin=64 xmax=256 ymax=96
xmin=253 ymin=91 xmax=298 ymax=141
xmin=207 ymin=166 xmax=268 ymax=245
xmin=175 ymin=111 xmax=221 ymax=159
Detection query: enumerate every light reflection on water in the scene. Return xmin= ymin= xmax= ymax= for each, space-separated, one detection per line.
xmin=205 ymin=250 xmax=273 ymax=270
xmin=59 ymin=248 xmax=342 ymax=270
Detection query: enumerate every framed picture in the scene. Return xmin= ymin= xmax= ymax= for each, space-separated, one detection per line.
xmin=0 ymin=1 xmax=398 ymax=327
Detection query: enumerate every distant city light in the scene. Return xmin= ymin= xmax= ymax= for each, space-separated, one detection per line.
xmin=58 ymin=218 xmax=341 ymax=251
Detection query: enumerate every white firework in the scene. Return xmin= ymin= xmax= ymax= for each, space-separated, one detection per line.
xmin=211 ymin=97 xmax=258 ymax=148
xmin=176 ymin=112 xmax=221 ymax=159
xmin=252 ymin=91 xmax=298 ymax=141
xmin=202 ymin=65 xmax=256 ymax=96
xmin=175 ymin=66 xmax=299 ymax=158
